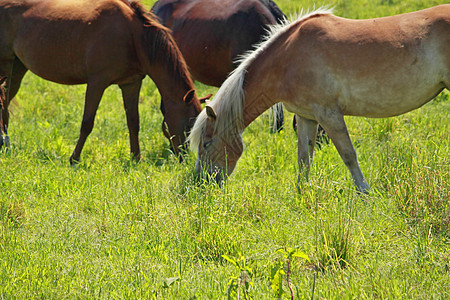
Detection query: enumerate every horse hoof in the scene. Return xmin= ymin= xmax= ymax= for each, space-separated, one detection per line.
xmin=131 ymin=154 xmax=141 ymax=164
xmin=69 ymin=156 xmax=80 ymax=166
xmin=3 ymin=136 xmax=10 ymax=148
xmin=356 ymin=184 xmax=370 ymax=195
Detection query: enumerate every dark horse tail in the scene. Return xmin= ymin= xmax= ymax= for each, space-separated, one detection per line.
xmin=259 ymin=0 xmax=287 ymax=24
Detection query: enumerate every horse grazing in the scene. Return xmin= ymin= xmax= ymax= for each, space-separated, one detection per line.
xmin=0 ymin=0 xmax=202 ymax=164
xmin=188 ymin=5 xmax=449 ymax=193
xmin=152 ymin=0 xmax=285 ymax=131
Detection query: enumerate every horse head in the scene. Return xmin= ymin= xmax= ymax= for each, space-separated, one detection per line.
xmin=160 ymin=91 xmax=212 ymax=156
xmin=192 ymin=105 xmax=244 ymax=185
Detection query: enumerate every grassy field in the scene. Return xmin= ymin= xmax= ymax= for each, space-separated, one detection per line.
xmin=1 ymin=0 xmax=449 ymax=298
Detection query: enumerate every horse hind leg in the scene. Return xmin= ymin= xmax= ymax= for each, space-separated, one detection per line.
xmin=314 ymin=108 xmax=370 ymax=194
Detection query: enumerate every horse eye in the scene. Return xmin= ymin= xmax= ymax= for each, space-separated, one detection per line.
xmin=203 ymin=139 xmax=213 ymax=149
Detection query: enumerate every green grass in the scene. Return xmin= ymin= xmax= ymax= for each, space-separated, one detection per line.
xmin=1 ymin=0 xmax=449 ymax=298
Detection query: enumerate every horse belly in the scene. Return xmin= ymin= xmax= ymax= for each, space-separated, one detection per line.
xmin=334 ymin=53 xmax=446 ymax=118
xmin=341 ymin=77 xmax=444 ymax=118
xmin=18 ymin=54 xmax=87 ymax=85
xmin=341 ymin=84 xmax=444 ymax=118
xmin=13 ymin=27 xmax=89 ymax=84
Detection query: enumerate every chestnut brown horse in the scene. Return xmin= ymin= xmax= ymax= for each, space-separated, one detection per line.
xmin=189 ymin=5 xmax=449 ymax=193
xmin=0 ymin=0 xmax=202 ymax=163
xmin=152 ymin=0 xmax=285 ymax=131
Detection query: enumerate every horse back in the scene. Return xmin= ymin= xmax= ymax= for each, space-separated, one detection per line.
xmin=152 ymin=0 xmax=286 ymax=86
xmin=0 ymin=0 xmax=145 ymax=85
xmin=252 ymin=5 xmax=449 ymax=118
xmin=300 ymin=5 xmax=450 ymax=88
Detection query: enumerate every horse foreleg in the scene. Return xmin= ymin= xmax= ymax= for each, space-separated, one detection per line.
xmin=315 ymin=109 xmax=370 ymax=194
xmin=0 ymin=61 xmax=12 ymax=148
xmin=70 ymin=81 xmax=106 ymax=165
xmin=296 ymin=115 xmax=318 ymax=183
xmin=0 ymin=79 xmax=6 ymax=148
xmin=0 ymin=80 xmax=10 ymax=148
xmin=0 ymin=58 xmax=28 ymax=149
xmin=119 ymin=80 xmax=142 ymax=161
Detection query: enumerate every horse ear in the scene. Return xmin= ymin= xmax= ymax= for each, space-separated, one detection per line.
xmin=183 ymin=89 xmax=196 ymax=103
xmin=199 ymin=93 xmax=213 ymax=103
xmin=205 ymin=105 xmax=217 ymax=120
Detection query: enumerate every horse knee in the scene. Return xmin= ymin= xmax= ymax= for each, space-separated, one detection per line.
xmin=340 ymin=151 xmax=358 ymax=168
xmin=128 ymin=122 xmax=140 ymax=134
xmin=80 ymin=119 xmax=95 ymax=135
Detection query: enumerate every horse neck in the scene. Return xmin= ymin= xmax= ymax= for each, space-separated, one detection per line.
xmin=147 ymin=59 xmax=194 ymax=104
xmin=241 ymin=64 xmax=280 ymax=129
xmin=140 ymin=24 xmax=196 ymax=106
xmin=233 ymin=23 xmax=290 ymax=129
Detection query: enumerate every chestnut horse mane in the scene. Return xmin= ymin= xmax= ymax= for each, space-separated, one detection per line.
xmin=188 ymin=7 xmax=333 ymax=151
xmin=129 ymin=1 xmax=193 ymax=87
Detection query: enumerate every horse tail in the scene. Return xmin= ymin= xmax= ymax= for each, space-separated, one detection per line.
xmin=260 ymin=0 xmax=287 ymax=24
xmin=150 ymin=0 xmax=174 ymax=26
xmin=269 ymin=102 xmax=283 ymax=132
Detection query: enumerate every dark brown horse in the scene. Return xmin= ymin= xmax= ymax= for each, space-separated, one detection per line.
xmin=0 ymin=0 xmax=202 ymax=163
xmin=152 ymin=0 xmax=285 ymax=131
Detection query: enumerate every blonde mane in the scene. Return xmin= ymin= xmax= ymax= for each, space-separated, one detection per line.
xmin=188 ymin=7 xmax=333 ymax=152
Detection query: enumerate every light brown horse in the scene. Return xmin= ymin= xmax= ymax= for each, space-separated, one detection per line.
xmin=188 ymin=5 xmax=449 ymax=193
xmin=152 ymin=0 xmax=286 ymax=132
xmin=0 ymin=0 xmax=203 ymax=163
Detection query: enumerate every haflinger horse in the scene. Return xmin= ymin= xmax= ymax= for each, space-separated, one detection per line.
xmin=188 ymin=5 xmax=449 ymax=193
xmin=152 ymin=0 xmax=286 ymax=131
xmin=0 ymin=0 xmax=203 ymax=163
